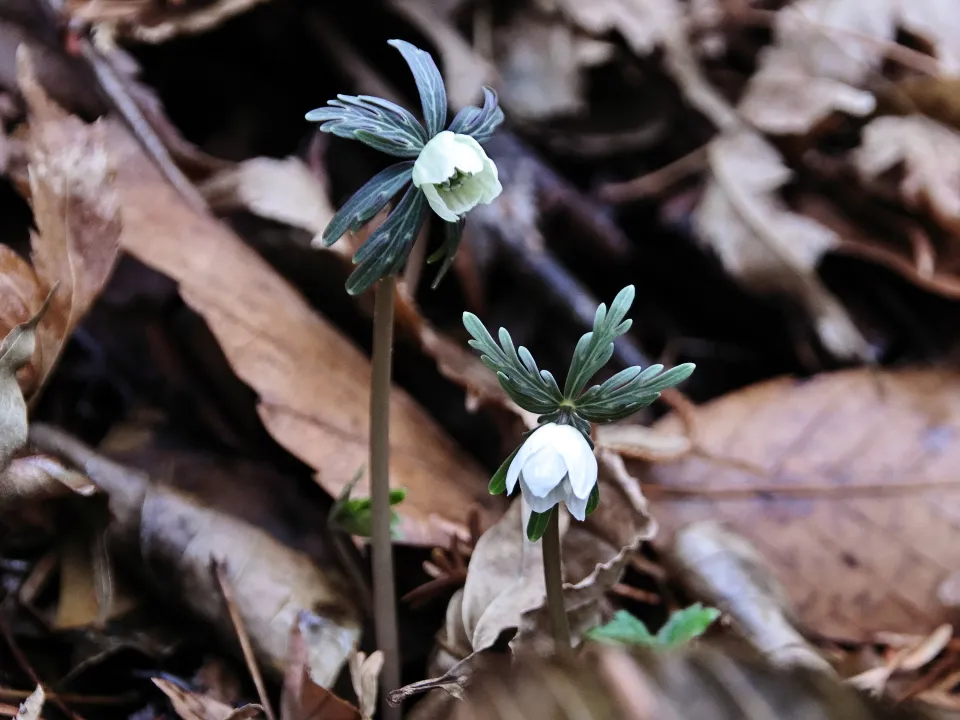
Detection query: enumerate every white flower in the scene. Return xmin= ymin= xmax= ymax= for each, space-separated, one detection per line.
xmin=506 ymin=423 xmax=598 ymax=522
xmin=412 ymin=131 xmax=502 ymax=222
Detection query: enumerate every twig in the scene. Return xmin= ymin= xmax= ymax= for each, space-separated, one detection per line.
xmin=0 ymin=611 xmax=84 ymax=720
xmin=212 ymin=561 xmax=277 ymax=720
xmin=597 ymin=146 xmax=708 ymax=204
xmin=370 ymin=277 xmax=401 ymax=720
xmin=542 ymin=509 xmax=572 ymax=659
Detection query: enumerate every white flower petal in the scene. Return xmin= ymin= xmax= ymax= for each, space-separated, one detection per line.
xmin=563 ymin=486 xmax=590 ymax=522
xmin=506 ymin=427 xmax=549 ymax=494
xmin=420 ymin=183 xmax=460 ymax=223
xmin=412 ymin=131 xmax=460 ymax=186
xmin=448 ymin=134 xmax=486 ymax=174
xmin=519 ymin=445 xmax=567 ymax=497
xmin=554 ymin=426 xmax=598 ymax=499
xmin=520 ymin=473 xmax=568 ymax=514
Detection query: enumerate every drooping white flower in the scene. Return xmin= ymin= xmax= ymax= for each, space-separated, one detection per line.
xmin=506 ymin=423 xmax=598 ymax=521
xmin=412 ymin=131 xmax=502 ymax=222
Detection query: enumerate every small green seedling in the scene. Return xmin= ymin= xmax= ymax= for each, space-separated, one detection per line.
xmin=586 ymin=603 xmax=720 ymax=649
xmin=329 ymin=467 xmax=406 ymax=539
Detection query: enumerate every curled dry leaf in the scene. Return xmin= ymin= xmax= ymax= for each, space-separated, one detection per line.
xmin=393 ymin=496 xmax=645 ymax=703
xmin=66 ymin=0 xmax=275 ymax=44
xmin=534 ymin=0 xmax=684 ymax=56
xmin=739 ymin=0 xmax=960 ymax=135
xmin=154 ymin=678 xmax=263 ymax=720
xmin=643 ymin=367 xmax=960 ymax=639
xmin=82 ymin=103 xmax=495 ymax=547
xmin=29 ymin=423 xmax=362 ymax=684
xmin=348 ymin=651 xmax=382 ymax=720
xmin=280 ymin=616 xmax=360 ymax=720
xmin=693 ymin=130 xmax=870 ymax=360
xmin=13 ymin=686 xmax=44 ymax=720
xmin=199 ymin=157 xmax=340 ymax=256
xmin=595 ymin=423 xmax=691 ymax=463
xmin=668 ymin=521 xmax=833 ymax=673
xmin=855 ymin=115 xmax=960 ymax=236
xmin=16 ymin=47 xmax=121 ymax=399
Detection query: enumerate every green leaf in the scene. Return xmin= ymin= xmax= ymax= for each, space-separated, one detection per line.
xmin=449 ymin=87 xmax=505 ymax=144
xmin=330 ymin=477 xmax=407 ymax=538
xmin=526 ymin=508 xmax=552 ymax=542
xmin=563 ymin=286 xmax=636 ymax=400
xmin=389 ymin=40 xmax=448 ymax=139
xmin=489 ymin=445 xmax=520 ymax=495
xmin=427 ymin=218 xmax=464 ymax=289
xmin=345 ymin=185 xmax=428 ymax=295
xmin=656 ymin=603 xmax=720 ymax=648
xmin=575 ymin=363 xmax=696 ymax=424
xmin=306 ymin=94 xmax=427 ymax=157
xmin=462 ymin=313 xmax=564 ymax=415
xmin=322 ymin=162 xmax=414 ymax=247
xmin=585 ymin=483 xmax=600 ymax=516
xmin=585 ymin=610 xmax=656 ymax=646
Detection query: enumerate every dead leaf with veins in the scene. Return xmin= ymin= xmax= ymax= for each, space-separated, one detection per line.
xmin=154 ymin=678 xmax=263 ymax=720
xmin=693 ymin=129 xmax=870 ymax=360
xmin=280 ymin=617 xmax=360 ymax=720
xmin=855 ymin=115 xmax=960 ymax=236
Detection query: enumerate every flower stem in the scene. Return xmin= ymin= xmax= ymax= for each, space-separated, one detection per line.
xmin=542 ymin=508 xmax=572 ymax=658
xmin=370 ymin=276 xmax=401 ymax=719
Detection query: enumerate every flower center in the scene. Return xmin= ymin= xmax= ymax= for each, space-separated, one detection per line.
xmin=439 ymin=168 xmax=473 ymax=191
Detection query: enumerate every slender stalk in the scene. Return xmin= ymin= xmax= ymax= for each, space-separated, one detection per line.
xmin=542 ymin=508 xmax=572 ymax=658
xmin=370 ymin=276 xmax=401 ymax=720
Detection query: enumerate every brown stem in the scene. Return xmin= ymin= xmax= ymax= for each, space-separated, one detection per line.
xmin=542 ymin=509 xmax=572 ymax=658
xmin=370 ymin=276 xmax=401 ymax=720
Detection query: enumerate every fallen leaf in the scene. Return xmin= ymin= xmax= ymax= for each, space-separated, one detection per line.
xmin=595 ymin=423 xmax=691 ymax=462
xmin=154 ymin=678 xmax=263 ymax=720
xmin=534 ymin=0 xmax=684 ymax=56
xmin=738 ymin=0 xmax=960 ymax=135
xmin=668 ymin=521 xmax=833 ymax=672
xmin=61 ymin=97 xmax=497 ymax=547
xmin=643 ymin=367 xmax=960 ymax=639
xmin=29 ymin=423 xmax=362 ymax=683
xmin=199 ymin=157 xmax=339 ymax=255
xmin=854 ymin=115 xmax=960 ymax=236
xmin=16 ymin=47 xmax=122 ymax=398
xmin=280 ymin=616 xmax=360 ymax=720
xmin=67 ymin=0 xmax=275 ymax=43
xmin=393 ymin=495 xmax=643 ymax=702
xmin=13 ymin=686 xmax=43 ymax=720
xmin=693 ymin=130 xmax=870 ymax=359
xmin=348 ymin=651 xmax=382 ymax=720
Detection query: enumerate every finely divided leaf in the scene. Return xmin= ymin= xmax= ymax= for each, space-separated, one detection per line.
xmin=449 ymin=87 xmax=505 ymax=145
xmin=563 ymin=286 xmax=636 ymax=399
xmin=322 ymin=162 xmax=413 ymax=247
xmin=576 ymin=362 xmax=696 ymax=423
xmin=462 ymin=313 xmax=564 ymax=414
xmin=306 ymin=95 xmax=427 ymax=158
xmin=388 ymin=39 xmax=448 ymax=139
xmin=346 ymin=185 xmax=428 ymax=295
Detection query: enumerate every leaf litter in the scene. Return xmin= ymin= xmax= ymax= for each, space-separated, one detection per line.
xmin=10 ymin=0 xmax=960 ymax=716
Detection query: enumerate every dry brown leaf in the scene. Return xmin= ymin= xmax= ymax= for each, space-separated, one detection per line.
xmin=67 ymin=0 xmax=274 ymax=43
xmin=29 ymin=423 xmax=362 ymax=683
xmin=393 ymin=496 xmax=643 ymax=702
xmin=280 ymin=618 xmax=360 ymax=720
xmin=199 ymin=158 xmax=339 ymax=255
xmin=348 ymin=651 xmax=382 ymax=720
xmin=16 ymin=47 xmax=121 ymax=398
xmin=0 ymin=302 xmax=49 ymax=475
xmin=51 ymin=102 xmax=496 ymax=547
xmin=854 ymin=115 xmax=960 ymax=235
xmin=13 ymin=687 xmax=43 ymax=720
xmin=535 ymin=0 xmax=684 ymax=56
xmin=668 ymin=521 xmax=833 ymax=673
xmin=595 ymin=423 xmax=691 ymax=462
xmin=738 ymin=0 xmax=960 ymax=135
xmin=694 ymin=130 xmax=870 ymax=359
xmin=154 ymin=678 xmax=263 ymax=720
xmin=643 ymin=367 xmax=960 ymax=640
